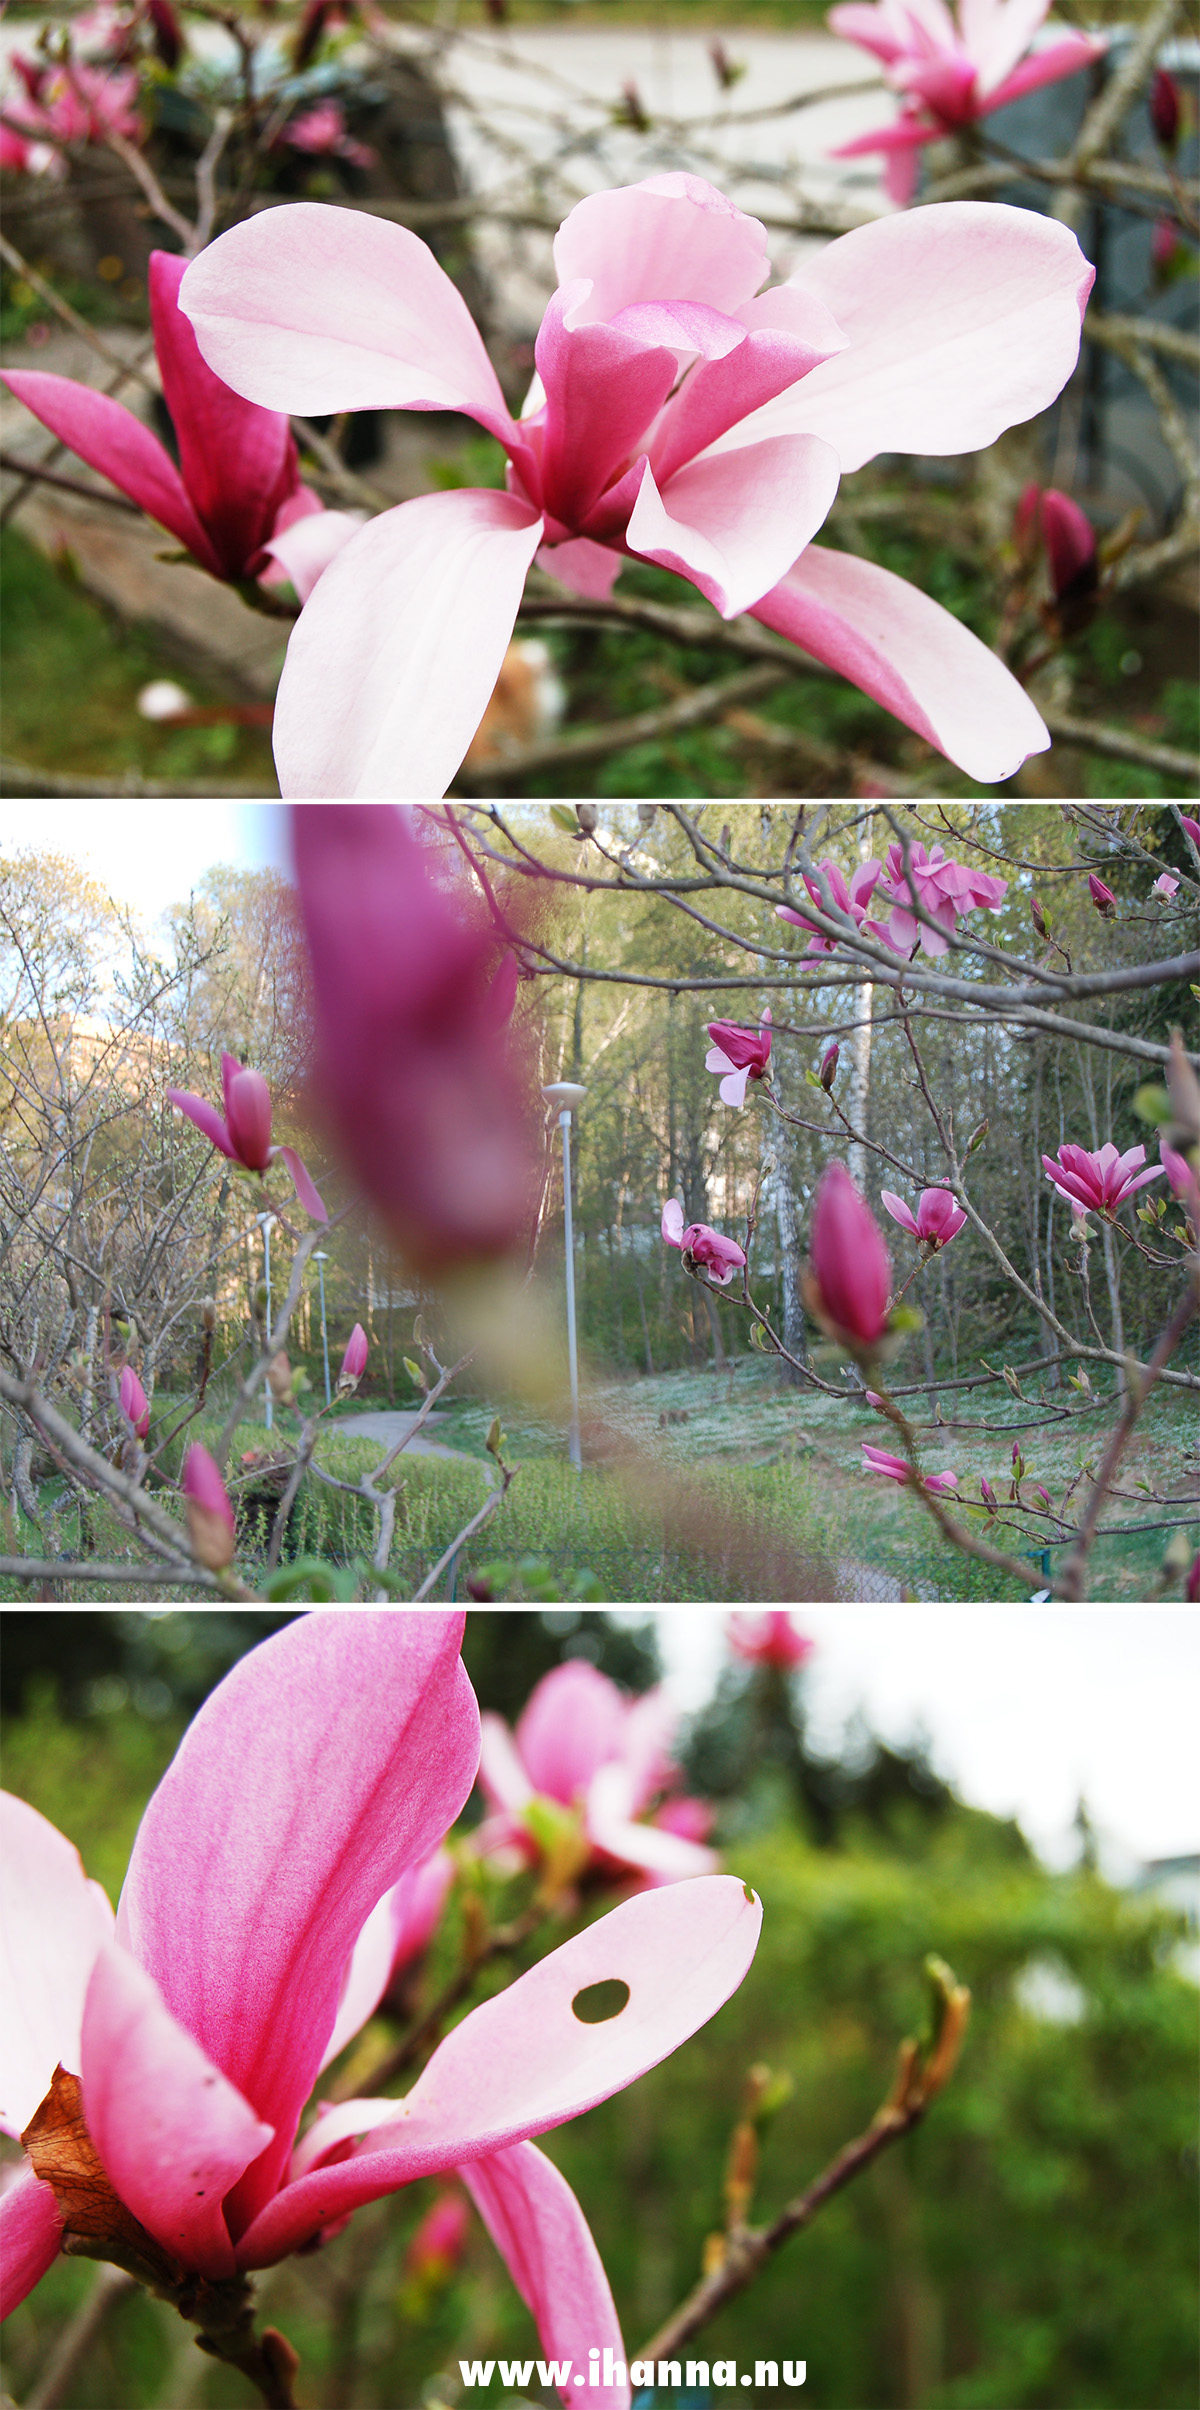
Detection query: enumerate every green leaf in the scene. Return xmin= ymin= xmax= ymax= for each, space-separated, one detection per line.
xmin=550 ymin=806 xmax=579 ymax=834
xmin=264 ymin=1556 xmax=357 ymax=1602
xmin=403 ymin=1357 xmax=426 ymax=1389
xmin=1133 ymin=1084 xmax=1172 ymax=1127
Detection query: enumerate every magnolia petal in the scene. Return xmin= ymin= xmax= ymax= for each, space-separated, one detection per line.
xmin=552 ymin=174 xmax=770 ymax=323
xmin=517 ymin=1662 xmax=628 ymax=1805
xmin=462 ymin=2142 xmax=631 ymax=2410
xmin=626 ymin=436 xmax=839 ymax=620
xmin=537 ymin=537 xmax=623 ymax=600
xmin=116 ymin=1612 xmax=479 ymax=2237
xmin=180 ymin=204 xmax=516 ymax=443
xmin=535 ymin=293 xmax=677 ymax=524
xmin=586 ymin=1767 xmax=717 ymax=1885
xmin=719 ymin=1067 xmax=752 ymax=1108
xmin=261 ymin=507 xmax=364 ymax=603
xmin=963 ymin=0 xmax=1050 ymax=92
xmin=750 ymin=544 xmax=1049 ymax=780
xmin=661 ymin=1198 xmax=685 ymax=1246
xmin=318 ymin=1887 xmax=408 ymax=2077
xmin=270 ymin=1143 xmax=328 ymax=1222
xmin=81 ymin=1945 xmax=273 ymax=2279
xmin=984 ymin=32 xmax=1104 ymax=107
xmin=235 ymin=1876 xmax=761 ymax=2265
xmin=165 ymin=1087 xmax=237 ymax=1159
xmin=1 ymin=369 xmax=217 ymax=572
xmin=149 ymin=250 xmax=298 ymax=579
xmin=478 ymin=1712 xmax=537 ymax=1815
xmin=717 ymin=204 xmax=1092 ymax=474
xmin=0 ymin=1793 xmax=115 ymax=2139
xmin=879 ymin=1190 xmax=921 ymax=1237
xmin=271 ymin=490 xmax=544 ymax=799
xmin=652 ymin=288 xmax=847 ymax=487
xmin=0 ymin=2162 xmax=63 ymax=2319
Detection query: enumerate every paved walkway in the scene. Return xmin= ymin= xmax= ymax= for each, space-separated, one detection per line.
xmin=331 ymin=1409 xmax=493 ymax=1472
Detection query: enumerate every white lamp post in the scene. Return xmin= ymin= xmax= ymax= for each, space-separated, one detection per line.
xmin=542 ymin=1081 xmax=587 ymax=1470
xmin=256 ymin=1211 xmax=276 ymax=1429
xmin=313 ymin=1250 xmax=331 ymax=1407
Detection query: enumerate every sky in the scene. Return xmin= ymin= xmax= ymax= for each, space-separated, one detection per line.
xmin=0 ymin=802 xmax=290 ymax=926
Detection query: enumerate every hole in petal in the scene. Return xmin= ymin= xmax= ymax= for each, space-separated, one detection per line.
xmin=572 ymin=1978 xmax=631 ymax=2024
xmin=743 ymin=1883 xmax=757 ymax=1904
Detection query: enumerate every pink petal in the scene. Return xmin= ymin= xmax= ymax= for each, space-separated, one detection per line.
xmin=719 ymin=1066 xmax=751 ymax=1108
xmin=462 ymin=2141 xmax=631 ymax=2410
xmin=879 ymin=1190 xmax=921 ymax=1238
xmin=0 ymin=2162 xmax=63 ymax=2319
xmin=621 ymin=1688 xmax=679 ymax=1812
xmin=705 ymin=1045 xmax=738 ymax=1074
xmin=166 ymin=1086 xmax=237 ymax=1158
xmin=535 ymin=292 xmax=677 ymax=524
xmin=516 ymin=1663 xmax=627 ymax=1805
xmin=551 ymin=174 xmax=770 ymax=323
xmin=984 ymin=33 xmax=1105 ymax=107
xmin=271 ymin=489 xmax=543 ymax=799
xmin=1 ymin=368 xmax=217 ymax=571
xmin=661 ymin=1197 xmax=685 ymax=1246
xmin=262 ymin=506 xmax=364 ymax=603
xmin=750 ymin=544 xmax=1049 ymax=781
xmin=478 ymin=1712 xmax=537 ymax=1815
xmin=537 ymin=537 xmax=623 ymax=600
xmin=1119 ymin=1165 xmax=1166 ymax=1198
xmin=0 ymin=1793 xmax=115 ymax=2138
xmin=270 ymin=1143 xmax=328 ymax=1222
xmin=149 ymin=250 xmax=298 ymax=579
xmin=115 ymin=1612 xmax=480 ymax=2239
xmin=586 ymin=1767 xmax=717 ymax=1885
xmin=826 ymin=2 xmax=913 ymax=63
xmin=962 ymin=0 xmax=1048 ymax=91
xmin=180 ymin=204 xmax=516 ymax=445
xmin=318 ymin=1883 xmax=412 ymax=2076
xmin=626 ymin=437 xmax=840 ymax=620
xmin=81 ymin=1944 xmax=273 ymax=2278
xmin=722 ymin=204 xmax=1093 ymax=474
xmin=651 ymin=289 xmax=848 ymax=488
xmin=236 ymin=1875 xmax=761 ymax=2264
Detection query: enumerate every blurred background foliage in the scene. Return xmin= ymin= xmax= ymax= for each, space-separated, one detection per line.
xmin=0 ymin=1607 xmax=1195 ymax=2409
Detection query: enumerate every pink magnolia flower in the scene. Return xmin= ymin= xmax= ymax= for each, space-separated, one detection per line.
xmin=879 ymin=1185 xmax=967 ymax=1247
xmin=776 ymin=855 xmax=882 ymax=953
xmin=829 ymin=0 xmax=1104 ymax=204
xmin=118 ymin=1365 xmax=150 ymax=1439
xmin=406 ymin=2187 xmax=471 ymax=2280
xmin=2 ymin=252 xmax=357 ymax=599
xmin=862 ymin=1443 xmax=958 ymax=1492
xmin=3 ymin=56 xmax=141 ymax=150
xmin=1041 ymin=1141 xmax=1165 ymax=1215
xmin=1179 ymin=816 xmax=1200 ymax=852
xmin=705 ymin=1009 xmax=771 ymax=1106
xmin=0 ymin=1616 xmax=760 ymax=2410
xmin=166 ymin=1050 xmax=327 ymax=1221
xmin=291 ymin=808 xmax=538 ymax=1275
xmin=182 ymin=1441 xmax=235 ymax=1569
xmin=806 ymin=1161 xmax=891 ymax=1350
xmin=339 ymin=1323 xmax=369 ymax=1386
xmin=478 ymin=1660 xmax=718 ymax=1891
xmin=179 ymin=176 xmax=1092 ymax=796
xmin=1088 ymin=873 xmax=1117 ymax=918
xmin=1154 ymin=872 xmax=1179 ymax=898
xmin=281 ymin=100 xmax=375 ymax=169
xmin=661 ymin=1197 xmax=747 ymax=1286
xmin=869 ymin=839 xmax=1009 ymax=957
xmin=728 ymin=1611 xmax=815 ymax=1669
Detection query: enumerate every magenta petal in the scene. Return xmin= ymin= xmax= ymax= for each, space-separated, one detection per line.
xmin=462 ymin=2142 xmax=631 ymax=2410
xmin=271 ymin=1143 xmax=328 ymax=1222
xmin=180 ymin=204 xmax=516 ymax=444
xmin=149 ymin=250 xmax=298 ymax=580
xmin=236 ymin=1875 xmax=761 ymax=2265
xmin=81 ymin=1945 xmax=273 ymax=2278
xmin=0 ymin=2162 xmax=63 ymax=2319
xmin=535 ymin=293 xmax=677 ymax=525
xmin=0 ymin=1792 xmax=115 ymax=2138
xmin=651 ymin=293 xmax=847 ymax=487
xmin=166 ymin=1087 xmax=237 ymax=1159
xmin=879 ymin=1191 xmax=921 ymax=1238
xmin=271 ymin=490 xmax=543 ymax=798
xmin=116 ymin=1612 xmax=480 ymax=2238
xmin=750 ymin=544 xmax=1049 ymax=780
xmin=627 ymin=437 xmax=840 ymax=620
xmin=982 ymin=34 xmax=1101 ymax=109
xmin=2 ymin=369 xmax=218 ymax=572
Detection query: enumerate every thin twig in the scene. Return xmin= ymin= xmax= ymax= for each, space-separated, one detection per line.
xmin=1054 ymin=1276 xmax=1199 ymax=1600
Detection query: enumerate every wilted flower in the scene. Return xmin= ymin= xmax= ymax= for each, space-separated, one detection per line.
xmin=1041 ymin=1141 xmax=1164 ymax=1215
xmin=728 ymin=1611 xmax=815 ymax=1669
xmin=862 ymin=1444 xmax=958 ymax=1493
xmin=167 ymin=1052 xmax=326 ymax=1220
xmin=182 ymin=1441 xmax=235 ymax=1570
xmin=118 ymin=1366 xmax=150 ymax=1440
xmin=805 ymin=1162 xmax=891 ymax=1352
xmin=661 ymin=1198 xmax=747 ymax=1287
xmin=705 ymin=1011 xmax=772 ymax=1107
xmin=879 ymin=1187 xmax=966 ymax=1248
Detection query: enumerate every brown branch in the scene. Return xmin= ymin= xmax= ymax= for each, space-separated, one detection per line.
xmin=0 ymin=1554 xmax=233 ymax=1589
xmin=0 ymin=452 xmax=143 ymax=513
xmin=1044 ymin=713 xmax=1200 ymax=785
xmin=410 ymin=1460 xmax=512 ymax=1600
xmin=453 ymin=664 xmax=787 ymax=789
xmin=0 ymin=234 xmax=159 ymax=399
xmin=0 ymin=759 xmax=277 ymax=800
xmin=1054 ymin=1273 xmax=1199 ymax=1599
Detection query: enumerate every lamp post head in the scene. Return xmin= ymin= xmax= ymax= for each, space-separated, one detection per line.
xmin=257 ymin=1211 xmax=277 ymax=1233
xmin=313 ymin=1250 xmax=329 ymax=1262
xmin=543 ymin=1082 xmax=588 ymax=1114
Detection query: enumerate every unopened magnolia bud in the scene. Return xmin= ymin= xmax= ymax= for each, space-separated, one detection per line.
xmin=1031 ymin=896 xmax=1049 ymax=939
xmin=183 ymin=1442 xmax=235 ymax=1571
xmin=966 ymin=1120 xmax=988 ymax=1155
xmin=575 ymin=803 xmax=599 ymax=835
xmin=1088 ymin=873 xmax=1117 ymax=919
xmin=819 ymin=1040 xmax=839 ymax=1092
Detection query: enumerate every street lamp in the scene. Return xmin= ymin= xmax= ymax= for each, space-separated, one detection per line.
xmin=256 ymin=1211 xmax=277 ymax=1429
xmin=313 ymin=1251 xmax=332 ymax=1407
xmin=543 ymin=1081 xmax=587 ymax=1470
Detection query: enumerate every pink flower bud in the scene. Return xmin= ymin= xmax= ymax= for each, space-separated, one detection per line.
xmin=808 ymin=1164 xmax=891 ymax=1352
xmin=1031 ymin=894 xmax=1049 ymax=937
xmin=1040 ymin=490 xmax=1096 ymax=607
xmin=728 ymin=1611 xmax=814 ymax=1670
xmin=118 ymin=1365 xmax=150 ymax=1440
xmin=224 ymin=1064 xmax=274 ymax=1170
xmin=1088 ymin=874 xmax=1117 ymax=918
xmin=1187 ymin=1550 xmax=1200 ymax=1603
xmin=980 ymin=1477 xmax=996 ymax=1511
xmin=339 ymin=1322 xmax=368 ymax=1385
xmin=1151 ymin=67 xmax=1180 ymax=151
xmin=406 ymin=2189 xmax=471 ymax=2281
xmin=1151 ymin=217 xmax=1182 ymax=275
xmin=1180 ymin=816 xmax=1200 ymax=851
xmin=819 ymin=1041 xmax=839 ymax=1091
xmin=184 ymin=1442 xmax=235 ymax=1571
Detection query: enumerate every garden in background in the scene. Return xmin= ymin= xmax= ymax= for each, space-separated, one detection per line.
xmin=0 ymin=800 xmax=1196 ymax=1605
xmin=0 ymin=1605 xmax=1196 ymax=2409
xmin=1 ymin=0 xmax=1196 ymax=798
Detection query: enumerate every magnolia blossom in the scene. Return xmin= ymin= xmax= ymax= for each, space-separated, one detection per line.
xmin=3 ymin=56 xmax=141 ymax=151
xmin=728 ymin=1611 xmax=815 ymax=1669
xmin=777 ymin=856 xmax=882 ymax=953
xmin=880 ymin=1186 xmax=966 ymax=1247
xmin=477 ymin=1660 xmax=717 ymax=1891
xmin=869 ymin=840 xmax=1008 ymax=957
xmin=182 ymin=1442 xmax=235 ymax=1571
xmin=1041 ymin=1141 xmax=1165 ymax=1215
xmin=806 ymin=1162 xmax=892 ymax=1351
xmin=180 ymin=176 xmax=1091 ymax=796
xmin=281 ymin=101 xmax=375 ymax=169
xmin=0 ymin=1616 xmax=760 ymax=2410
xmin=167 ymin=1051 xmax=327 ymax=1221
xmin=862 ymin=1443 xmax=959 ymax=1492
xmin=118 ymin=1366 xmax=150 ymax=1439
xmin=291 ymin=808 xmax=538 ymax=1273
xmin=705 ymin=1010 xmax=771 ymax=1106
xmin=661 ymin=1198 xmax=747 ymax=1286
xmin=829 ymin=0 xmax=1104 ymax=203
xmin=1088 ymin=873 xmax=1117 ymax=918
xmin=3 ymin=254 xmax=359 ymax=599
xmin=1154 ymin=873 xmax=1179 ymax=899
xmin=339 ymin=1323 xmax=369 ymax=1387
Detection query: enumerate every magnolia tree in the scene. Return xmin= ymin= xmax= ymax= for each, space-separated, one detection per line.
xmin=1 ymin=0 xmax=1196 ymax=799
xmin=0 ymin=1611 xmax=973 ymax=2407
xmin=1 ymin=801 xmax=1196 ymax=1606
